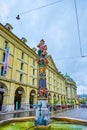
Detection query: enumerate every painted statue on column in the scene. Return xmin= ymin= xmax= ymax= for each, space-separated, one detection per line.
xmin=35 ymin=39 xmax=50 ymax=126
xmin=37 ymin=39 xmax=48 ymax=98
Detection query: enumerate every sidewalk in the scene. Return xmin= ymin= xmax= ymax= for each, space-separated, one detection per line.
xmin=0 ymin=109 xmax=35 ymax=121
xmin=0 ymin=109 xmax=34 ymax=114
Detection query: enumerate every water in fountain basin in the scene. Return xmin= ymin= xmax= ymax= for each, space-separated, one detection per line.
xmin=0 ymin=120 xmax=87 ymax=130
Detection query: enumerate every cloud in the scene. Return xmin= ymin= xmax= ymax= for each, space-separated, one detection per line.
xmin=77 ymin=85 xmax=87 ymax=95
xmin=1 ymin=0 xmax=87 ymax=95
xmin=0 ymin=1 xmax=10 ymax=20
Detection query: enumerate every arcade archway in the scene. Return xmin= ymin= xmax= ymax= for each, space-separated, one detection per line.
xmin=53 ymin=94 xmax=56 ymax=104
xmin=48 ymin=93 xmax=51 ymax=104
xmin=0 ymin=82 xmax=8 ymax=111
xmin=29 ymin=90 xmax=36 ymax=109
xmin=14 ymin=87 xmax=25 ymax=110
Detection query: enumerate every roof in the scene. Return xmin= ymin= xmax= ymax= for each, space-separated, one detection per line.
xmin=64 ymin=73 xmax=75 ymax=82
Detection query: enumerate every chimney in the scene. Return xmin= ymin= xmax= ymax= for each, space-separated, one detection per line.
xmin=21 ymin=37 xmax=27 ymax=43
xmin=5 ymin=23 xmax=13 ymax=31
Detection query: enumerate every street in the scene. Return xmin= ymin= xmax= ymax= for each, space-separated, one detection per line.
xmin=54 ymin=108 xmax=87 ymax=120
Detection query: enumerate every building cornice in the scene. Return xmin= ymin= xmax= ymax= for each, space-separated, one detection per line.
xmin=0 ymin=77 xmax=37 ymax=89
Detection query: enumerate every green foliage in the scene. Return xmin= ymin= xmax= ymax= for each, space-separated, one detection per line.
xmin=79 ymin=98 xmax=85 ymax=104
xmin=54 ymin=99 xmax=58 ymax=105
xmin=61 ymin=100 xmax=67 ymax=105
xmin=68 ymin=100 xmax=74 ymax=105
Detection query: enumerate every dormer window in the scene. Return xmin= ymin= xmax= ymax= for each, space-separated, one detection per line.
xmin=21 ymin=37 xmax=27 ymax=43
xmin=5 ymin=23 xmax=13 ymax=31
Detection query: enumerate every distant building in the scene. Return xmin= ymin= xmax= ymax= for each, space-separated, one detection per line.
xmin=64 ymin=73 xmax=77 ymax=104
xmin=0 ymin=23 xmax=77 ymax=111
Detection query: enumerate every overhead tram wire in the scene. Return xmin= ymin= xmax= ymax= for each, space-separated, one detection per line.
xmin=6 ymin=0 xmax=65 ymax=19
xmin=54 ymin=0 xmax=86 ymax=61
xmin=19 ymin=0 xmax=65 ymax=15
xmin=74 ymin=0 xmax=83 ymax=57
xmin=54 ymin=55 xmax=87 ymax=61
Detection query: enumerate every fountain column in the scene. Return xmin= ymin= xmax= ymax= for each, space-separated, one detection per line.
xmin=35 ymin=39 xmax=50 ymax=126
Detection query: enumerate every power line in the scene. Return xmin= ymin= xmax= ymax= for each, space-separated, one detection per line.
xmin=74 ymin=0 xmax=83 ymax=57
xmin=54 ymin=55 xmax=87 ymax=60
xmin=6 ymin=0 xmax=65 ymax=19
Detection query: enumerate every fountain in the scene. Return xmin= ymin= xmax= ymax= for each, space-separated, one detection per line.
xmin=0 ymin=40 xmax=87 ymax=130
xmin=34 ymin=39 xmax=50 ymax=128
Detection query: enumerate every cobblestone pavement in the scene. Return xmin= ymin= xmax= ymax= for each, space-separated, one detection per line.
xmin=54 ymin=108 xmax=87 ymax=120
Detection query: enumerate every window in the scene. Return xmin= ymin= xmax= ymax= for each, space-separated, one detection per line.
xmin=32 ymin=78 xmax=35 ymax=85
xmin=48 ymin=77 xmax=50 ymax=82
xmin=20 ymin=74 xmax=23 ymax=82
xmin=1 ymin=66 xmax=4 ymax=76
xmin=33 ymin=69 xmax=35 ymax=75
xmin=20 ymin=63 xmax=23 ymax=70
xmin=4 ymin=41 xmax=8 ymax=49
xmin=2 ymin=52 xmax=5 ymax=62
xmin=49 ymin=84 xmax=50 ymax=90
xmin=58 ymin=95 xmax=59 ymax=101
xmin=33 ymin=59 xmax=35 ymax=66
xmin=21 ymin=52 xmax=24 ymax=59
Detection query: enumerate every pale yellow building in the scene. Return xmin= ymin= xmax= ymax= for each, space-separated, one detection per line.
xmin=64 ymin=73 xmax=77 ymax=104
xmin=0 ymin=23 xmax=38 ymax=111
xmin=0 ymin=23 xmax=77 ymax=112
xmin=47 ymin=55 xmax=66 ymax=105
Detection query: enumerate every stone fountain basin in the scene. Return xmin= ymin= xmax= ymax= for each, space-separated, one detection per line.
xmin=51 ymin=116 xmax=87 ymax=125
xmin=0 ymin=116 xmax=87 ymax=130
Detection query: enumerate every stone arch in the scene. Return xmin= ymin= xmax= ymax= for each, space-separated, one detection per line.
xmin=53 ymin=94 xmax=56 ymax=104
xmin=0 ymin=82 xmax=8 ymax=111
xmin=61 ymin=95 xmax=64 ymax=104
xmin=48 ymin=93 xmax=52 ymax=104
xmin=29 ymin=89 xmax=36 ymax=109
xmin=14 ymin=86 xmax=25 ymax=110
xmin=57 ymin=95 xmax=60 ymax=104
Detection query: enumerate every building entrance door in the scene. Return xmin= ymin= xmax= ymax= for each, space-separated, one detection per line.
xmin=0 ymin=92 xmax=4 ymax=111
xmin=29 ymin=90 xmax=35 ymax=109
xmin=29 ymin=96 xmax=34 ymax=109
xmin=14 ymin=88 xmax=22 ymax=110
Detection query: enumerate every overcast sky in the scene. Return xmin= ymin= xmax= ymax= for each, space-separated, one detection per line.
xmin=0 ymin=0 xmax=87 ymax=95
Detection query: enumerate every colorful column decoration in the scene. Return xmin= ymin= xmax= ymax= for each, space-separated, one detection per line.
xmin=4 ymin=47 xmax=10 ymax=74
xmin=37 ymin=39 xmax=48 ymax=98
xmin=35 ymin=39 xmax=50 ymax=127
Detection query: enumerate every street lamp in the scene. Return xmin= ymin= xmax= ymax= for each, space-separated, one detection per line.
xmin=31 ymin=92 xmax=34 ymax=96
xmin=48 ymin=95 xmax=51 ymax=98
xmin=18 ymin=90 xmax=22 ymax=94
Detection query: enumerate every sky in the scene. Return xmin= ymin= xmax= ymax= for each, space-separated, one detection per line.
xmin=0 ymin=0 xmax=87 ymax=95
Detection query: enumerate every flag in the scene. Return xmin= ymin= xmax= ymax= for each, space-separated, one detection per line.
xmin=4 ymin=47 xmax=10 ymax=74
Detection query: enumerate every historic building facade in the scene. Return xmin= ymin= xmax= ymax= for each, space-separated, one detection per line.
xmin=0 ymin=23 xmax=77 ymax=111
xmin=64 ymin=73 xmax=77 ymax=104
xmin=47 ymin=55 xmax=66 ymax=105
xmin=0 ymin=23 xmax=38 ymax=111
